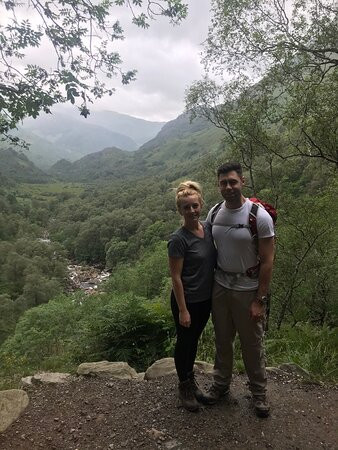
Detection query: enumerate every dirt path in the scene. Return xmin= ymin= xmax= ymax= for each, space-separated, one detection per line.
xmin=0 ymin=372 xmax=336 ymax=450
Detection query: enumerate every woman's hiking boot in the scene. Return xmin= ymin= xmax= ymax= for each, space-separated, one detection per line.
xmin=253 ymin=394 xmax=270 ymax=418
xmin=187 ymin=371 xmax=212 ymax=405
xmin=178 ymin=379 xmax=200 ymax=412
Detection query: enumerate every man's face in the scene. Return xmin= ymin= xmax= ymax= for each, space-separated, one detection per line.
xmin=218 ymin=171 xmax=244 ymax=202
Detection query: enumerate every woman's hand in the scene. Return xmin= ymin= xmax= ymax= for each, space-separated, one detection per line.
xmin=179 ymin=309 xmax=191 ymax=327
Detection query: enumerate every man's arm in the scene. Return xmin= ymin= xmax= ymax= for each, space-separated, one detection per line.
xmin=250 ymin=236 xmax=275 ymax=320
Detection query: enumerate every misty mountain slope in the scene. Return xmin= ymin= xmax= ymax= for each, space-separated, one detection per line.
xmin=139 ymin=113 xmax=213 ymax=152
xmin=0 ymin=149 xmax=51 ymax=183
xmin=16 ymin=108 xmax=165 ymax=170
xmin=49 ymin=147 xmax=136 ymax=181
xmin=75 ymin=110 xmax=164 ymax=147
xmin=49 ymin=114 xmax=225 ymax=182
xmin=22 ymin=113 xmax=138 ymax=153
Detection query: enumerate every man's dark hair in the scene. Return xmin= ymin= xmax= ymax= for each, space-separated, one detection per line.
xmin=217 ymin=162 xmax=243 ymax=178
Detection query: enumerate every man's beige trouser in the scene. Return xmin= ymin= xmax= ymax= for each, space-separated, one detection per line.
xmin=212 ymin=281 xmax=267 ymax=396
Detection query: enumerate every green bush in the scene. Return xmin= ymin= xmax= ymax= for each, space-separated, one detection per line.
xmin=0 ymin=292 xmax=176 ymax=381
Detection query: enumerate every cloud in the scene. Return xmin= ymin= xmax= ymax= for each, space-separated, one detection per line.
xmin=1 ymin=0 xmax=211 ymax=122
xmin=94 ymin=0 xmax=211 ymax=121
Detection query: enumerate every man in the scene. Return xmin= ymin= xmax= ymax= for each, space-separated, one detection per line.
xmin=205 ymin=162 xmax=275 ymax=418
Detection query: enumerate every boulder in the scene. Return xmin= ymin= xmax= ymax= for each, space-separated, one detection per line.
xmin=278 ymin=363 xmax=310 ymax=377
xmin=32 ymin=372 xmax=72 ymax=384
xmin=145 ymin=358 xmax=176 ymax=380
xmin=145 ymin=358 xmax=214 ymax=380
xmin=194 ymin=360 xmax=214 ymax=374
xmin=0 ymin=389 xmax=29 ymax=433
xmin=135 ymin=372 xmax=145 ymax=381
xmin=77 ymin=361 xmax=138 ymax=379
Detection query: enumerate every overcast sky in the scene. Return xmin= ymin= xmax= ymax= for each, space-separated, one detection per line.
xmin=96 ymin=0 xmax=212 ymax=122
xmin=1 ymin=0 xmax=212 ymax=123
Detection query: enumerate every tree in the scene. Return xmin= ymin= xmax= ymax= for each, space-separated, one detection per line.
xmin=186 ymin=0 xmax=338 ymax=165
xmin=204 ymin=0 xmax=337 ymax=80
xmin=0 ymin=0 xmax=187 ymax=142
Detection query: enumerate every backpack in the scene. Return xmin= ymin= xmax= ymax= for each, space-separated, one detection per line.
xmin=210 ymin=197 xmax=277 ymax=239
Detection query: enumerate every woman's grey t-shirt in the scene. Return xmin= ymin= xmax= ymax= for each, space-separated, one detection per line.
xmin=167 ymin=222 xmax=216 ymax=303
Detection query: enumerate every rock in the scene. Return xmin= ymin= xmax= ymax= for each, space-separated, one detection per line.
xmin=266 ymin=367 xmax=287 ymax=375
xmin=135 ymin=372 xmax=145 ymax=381
xmin=20 ymin=376 xmax=33 ymax=388
xmin=147 ymin=428 xmax=165 ymax=440
xmin=164 ymin=439 xmax=182 ymax=449
xmin=32 ymin=372 xmax=72 ymax=384
xmin=145 ymin=358 xmax=176 ymax=380
xmin=145 ymin=358 xmax=213 ymax=380
xmin=194 ymin=360 xmax=214 ymax=374
xmin=0 ymin=389 xmax=29 ymax=433
xmin=278 ymin=363 xmax=310 ymax=377
xmin=77 ymin=361 xmax=138 ymax=379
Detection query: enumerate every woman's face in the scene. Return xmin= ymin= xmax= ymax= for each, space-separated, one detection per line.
xmin=178 ymin=194 xmax=202 ymax=223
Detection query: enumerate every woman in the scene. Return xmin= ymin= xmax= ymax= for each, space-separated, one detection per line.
xmin=168 ymin=181 xmax=216 ymax=411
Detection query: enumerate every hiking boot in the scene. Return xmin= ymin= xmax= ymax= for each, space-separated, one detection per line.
xmin=178 ymin=380 xmax=200 ymax=412
xmin=253 ymin=395 xmax=270 ymax=418
xmin=187 ymin=371 xmax=210 ymax=405
xmin=199 ymin=383 xmax=230 ymax=405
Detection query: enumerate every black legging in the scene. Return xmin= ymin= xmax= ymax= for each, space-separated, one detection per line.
xmin=171 ymin=292 xmax=211 ymax=382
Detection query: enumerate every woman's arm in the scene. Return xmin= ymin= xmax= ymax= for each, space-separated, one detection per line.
xmin=168 ymin=256 xmax=191 ymax=327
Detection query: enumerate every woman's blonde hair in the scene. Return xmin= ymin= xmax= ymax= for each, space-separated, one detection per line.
xmin=175 ymin=180 xmax=203 ymax=209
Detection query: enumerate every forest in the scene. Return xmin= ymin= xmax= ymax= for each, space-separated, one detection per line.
xmin=0 ymin=0 xmax=337 ymax=388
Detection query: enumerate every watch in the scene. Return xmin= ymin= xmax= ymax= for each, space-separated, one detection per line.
xmin=256 ymin=295 xmax=268 ymax=305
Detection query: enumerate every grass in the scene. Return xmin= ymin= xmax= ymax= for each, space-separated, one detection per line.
xmin=197 ymin=321 xmax=337 ymax=382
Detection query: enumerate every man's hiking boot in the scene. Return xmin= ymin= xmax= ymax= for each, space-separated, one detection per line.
xmin=253 ymin=395 xmax=270 ymax=418
xmin=178 ymin=380 xmax=200 ymax=412
xmin=199 ymin=383 xmax=230 ymax=405
xmin=187 ymin=371 xmax=210 ymax=405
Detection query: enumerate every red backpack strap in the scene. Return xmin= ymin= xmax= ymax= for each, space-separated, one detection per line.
xmin=249 ymin=202 xmax=259 ymax=238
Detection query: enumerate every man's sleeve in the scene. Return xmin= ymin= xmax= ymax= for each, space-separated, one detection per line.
xmin=257 ymin=208 xmax=275 ymax=239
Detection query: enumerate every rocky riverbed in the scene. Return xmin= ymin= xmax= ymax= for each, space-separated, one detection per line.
xmin=67 ymin=264 xmax=110 ymax=294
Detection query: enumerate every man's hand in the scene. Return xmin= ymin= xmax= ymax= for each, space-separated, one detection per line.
xmin=179 ymin=310 xmax=191 ymax=327
xmin=250 ymin=300 xmax=265 ymax=321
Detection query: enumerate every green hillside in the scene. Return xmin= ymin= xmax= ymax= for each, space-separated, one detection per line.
xmin=49 ymin=147 xmax=136 ymax=181
xmin=0 ymin=148 xmax=52 ymax=183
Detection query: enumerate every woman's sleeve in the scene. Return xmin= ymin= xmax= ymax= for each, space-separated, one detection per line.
xmin=168 ymin=234 xmax=185 ymax=259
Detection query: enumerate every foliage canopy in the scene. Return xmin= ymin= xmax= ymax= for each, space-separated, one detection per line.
xmin=0 ymin=0 xmax=187 ymax=142
xmin=186 ymin=0 xmax=338 ymax=166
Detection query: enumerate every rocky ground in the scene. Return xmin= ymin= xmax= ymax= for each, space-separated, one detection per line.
xmin=0 ymin=371 xmax=336 ymax=450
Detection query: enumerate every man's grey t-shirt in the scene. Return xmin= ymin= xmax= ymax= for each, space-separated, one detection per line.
xmin=206 ymin=199 xmax=275 ymax=291
xmin=167 ymin=222 xmax=216 ymax=303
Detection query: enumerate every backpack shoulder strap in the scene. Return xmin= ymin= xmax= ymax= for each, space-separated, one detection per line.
xmin=249 ymin=202 xmax=259 ymax=238
xmin=210 ymin=201 xmax=223 ymax=225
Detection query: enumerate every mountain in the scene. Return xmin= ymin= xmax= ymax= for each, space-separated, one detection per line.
xmin=71 ymin=110 xmax=165 ymax=148
xmin=21 ymin=112 xmax=138 ymax=152
xmin=49 ymin=113 xmax=225 ymax=182
xmin=16 ymin=107 xmax=165 ymax=170
xmin=5 ymin=129 xmax=80 ymax=171
xmin=49 ymin=147 xmax=136 ymax=181
xmin=139 ymin=113 xmax=213 ymax=151
xmin=0 ymin=148 xmax=51 ymax=183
